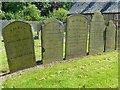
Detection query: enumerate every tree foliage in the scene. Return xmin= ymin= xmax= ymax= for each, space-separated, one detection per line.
xmin=49 ymin=8 xmax=67 ymax=22
xmin=1 ymin=2 xmax=73 ymax=21
xmin=2 ymin=2 xmax=26 ymax=13
xmin=23 ymin=3 xmax=41 ymax=21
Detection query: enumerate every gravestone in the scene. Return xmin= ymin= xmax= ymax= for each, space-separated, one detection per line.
xmin=41 ymin=19 xmax=63 ymax=64
xmin=66 ymin=14 xmax=88 ymax=59
xmin=116 ymin=27 xmax=120 ymax=50
xmin=2 ymin=21 xmax=36 ymax=72
xmin=105 ymin=20 xmax=116 ymax=51
xmin=117 ymin=30 xmax=120 ymax=52
xmin=89 ymin=11 xmax=105 ymax=54
xmin=116 ymin=30 xmax=120 ymax=50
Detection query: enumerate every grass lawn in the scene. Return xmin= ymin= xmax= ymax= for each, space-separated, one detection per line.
xmin=0 ymin=32 xmax=118 ymax=88
xmin=2 ymin=51 xmax=118 ymax=88
xmin=0 ymin=41 xmax=9 ymax=73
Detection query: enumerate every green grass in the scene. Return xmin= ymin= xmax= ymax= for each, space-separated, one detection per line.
xmin=2 ymin=51 xmax=118 ymax=88
xmin=1 ymin=32 xmax=118 ymax=88
xmin=34 ymin=39 xmax=41 ymax=61
xmin=0 ymin=42 xmax=9 ymax=73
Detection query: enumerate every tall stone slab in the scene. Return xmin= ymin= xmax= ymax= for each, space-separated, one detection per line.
xmin=41 ymin=19 xmax=63 ymax=64
xmin=2 ymin=21 xmax=36 ymax=72
xmin=89 ymin=11 xmax=105 ymax=54
xmin=105 ymin=20 xmax=116 ymax=51
xmin=66 ymin=14 xmax=88 ymax=59
xmin=117 ymin=29 xmax=120 ymax=50
xmin=116 ymin=28 xmax=120 ymax=50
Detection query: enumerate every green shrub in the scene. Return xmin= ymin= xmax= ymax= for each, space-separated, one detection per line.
xmin=2 ymin=11 xmax=14 ymax=20
xmin=49 ymin=8 xmax=68 ymax=22
xmin=39 ymin=16 xmax=49 ymax=21
xmin=23 ymin=4 xmax=41 ymax=21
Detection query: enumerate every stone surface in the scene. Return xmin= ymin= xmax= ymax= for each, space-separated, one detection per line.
xmin=117 ymin=29 xmax=120 ymax=50
xmin=2 ymin=21 xmax=36 ymax=72
xmin=89 ymin=11 xmax=105 ymax=54
xmin=105 ymin=20 xmax=116 ymax=51
xmin=66 ymin=14 xmax=88 ymax=59
xmin=118 ymin=30 xmax=120 ymax=51
xmin=41 ymin=19 xmax=63 ymax=64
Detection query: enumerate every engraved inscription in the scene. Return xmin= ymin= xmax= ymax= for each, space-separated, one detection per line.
xmin=42 ymin=19 xmax=63 ymax=64
xmin=66 ymin=14 xmax=88 ymax=59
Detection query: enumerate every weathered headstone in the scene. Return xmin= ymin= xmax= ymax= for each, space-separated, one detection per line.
xmin=115 ymin=23 xmax=120 ymax=50
xmin=89 ymin=11 xmax=105 ymax=54
xmin=41 ymin=19 xmax=63 ymax=64
xmin=116 ymin=29 xmax=120 ymax=50
xmin=117 ymin=30 xmax=120 ymax=52
xmin=66 ymin=14 xmax=88 ymax=59
xmin=2 ymin=21 xmax=36 ymax=72
xmin=105 ymin=20 xmax=116 ymax=51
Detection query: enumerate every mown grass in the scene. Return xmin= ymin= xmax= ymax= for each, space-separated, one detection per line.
xmin=2 ymin=51 xmax=118 ymax=88
xmin=1 ymin=32 xmax=118 ymax=88
xmin=34 ymin=39 xmax=41 ymax=61
xmin=0 ymin=42 xmax=9 ymax=73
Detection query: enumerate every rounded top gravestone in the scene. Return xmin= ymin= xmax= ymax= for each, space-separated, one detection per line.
xmin=105 ymin=20 xmax=116 ymax=51
xmin=91 ymin=11 xmax=105 ymax=22
xmin=2 ymin=21 xmax=36 ymax=73
xmin=89 ymin=11 xmax=106 ymax=54
xmin=41 ymin=18 xmax=64 ymax=64
xmin=66 ymin=14 xmax=88 ymax=59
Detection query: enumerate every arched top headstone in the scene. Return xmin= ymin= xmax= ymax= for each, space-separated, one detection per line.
xmin=107 ymin=20 xmax=116 ymax=29
xmin=92 ymin=11 xmax=105 ymax=22
xmin=42 ymin=18 xmax=64 ymax=38
xmin=105 ymin=20 xmax=116 ymax=51
xmin=66 ymin=14 xmax=88 ymax=59
xmin=2 ymin=21 xmax=36 ymax=72
xmin=67 ymin=14 xmax=88 ymax=24
xmin=42 ymin=19 xmax=63 ymax=64
xmin=43 ymin=18 xmax=64 ymax=28
xmin=89 ymin=11 xmax=105 ymax=54
xmin=2 ymin=21 xmax=32 ymax=36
